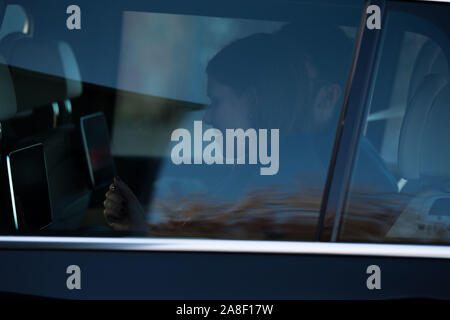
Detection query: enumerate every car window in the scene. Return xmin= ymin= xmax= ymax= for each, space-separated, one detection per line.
xmin=339 ymin=1 xmax=450 ymax=244
xmin=113 ymin=9 xmax=361 ymax=241
xmin=0 ymin=0 xmax=363 ymax=240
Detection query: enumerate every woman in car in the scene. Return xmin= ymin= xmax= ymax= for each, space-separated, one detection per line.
xmin=103 ymin=24 xmax=353 ymax=234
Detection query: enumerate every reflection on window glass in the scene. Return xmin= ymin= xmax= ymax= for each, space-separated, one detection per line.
xmin=111 ymin=7 xmax=359 ymax=240
xmin=113 ymin=12 xmax=285 ymax=157
xmin=0 ymin=1 xmax=363 ymax=239
xmin=339 ymin=3 xmax=450 ymax=244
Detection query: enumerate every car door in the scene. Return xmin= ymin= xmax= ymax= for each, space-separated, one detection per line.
xmin=0 ymin=0 xmax=449 ymax=300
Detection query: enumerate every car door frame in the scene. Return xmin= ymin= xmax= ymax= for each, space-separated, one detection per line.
xmin=1 ymin=0 xmax=450 ymax=300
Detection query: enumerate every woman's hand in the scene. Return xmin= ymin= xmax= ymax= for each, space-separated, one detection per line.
xmin=103 ymin=176 xmax=147 ymax=232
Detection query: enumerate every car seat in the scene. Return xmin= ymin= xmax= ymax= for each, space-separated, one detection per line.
xmin=387 ymin=73 xmax=450 ymax=241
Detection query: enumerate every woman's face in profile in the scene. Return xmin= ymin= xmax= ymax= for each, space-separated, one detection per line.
xmin=203 ymin=77 xmax=253 ymax=131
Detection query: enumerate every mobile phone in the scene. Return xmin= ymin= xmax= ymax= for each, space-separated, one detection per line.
xmin=80 ymin=112 xmax=116 ymax=188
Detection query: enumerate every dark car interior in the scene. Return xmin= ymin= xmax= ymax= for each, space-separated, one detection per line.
xmin=342 ymin=3 xmax=450 ymax=243
xmin=0 ymin=0 xmax=364 ymax=237
xmin=0 ymin=0 xmax=449 ymax=244
xmin=0 ymin=34 xmax=100 ymax=233
xmin=0 ymin=2 xmax=194 ymax=234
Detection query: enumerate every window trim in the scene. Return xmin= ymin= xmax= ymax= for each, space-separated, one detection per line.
xmin=0 ymin=236 xmax=450 ymax=259
xmin=315 ymin=0 xmax=387 ymax=241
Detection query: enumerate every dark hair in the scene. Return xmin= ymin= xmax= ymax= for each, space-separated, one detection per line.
xmin=205 ymin=24 xmax=353 ymax=130
xmin=273 ymin=23 xmax=354 ymax=132
xmin=274 ymin=23 xmax=354 ymax=88
xmin=206 ymin=32 xmax=306 ymax=130
xmin=206 ymin=33 xmax=277 ymax=95
xmin=207 ymin=23 xmax=353 ymax=90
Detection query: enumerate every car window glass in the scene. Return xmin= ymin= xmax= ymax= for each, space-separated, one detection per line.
xmin=339 ymin=1 xmax=450 ymax=244
xmin=0 ymin=0 xmax=363 ymax=240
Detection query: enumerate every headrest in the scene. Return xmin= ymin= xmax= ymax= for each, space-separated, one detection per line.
xmin=0 ymin=32 xmax=28 ymax=61
xmin=420 ymin=84 xmax=450 ymax=178
xmin=8 ymin=38 xmax=82 ymax=113
xmin=398 ymin=73 xmax=447 ymax=179
xmin=408 ymin=40 xmax=449 ymax=102
xmin=0 ymin=54 xmax=17 ymax=121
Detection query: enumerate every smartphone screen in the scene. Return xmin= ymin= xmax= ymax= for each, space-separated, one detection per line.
xmin=7 ymin=143 xmax=53 ymax=231
xmin=80 ymin=112 xmax=115 ymax=188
